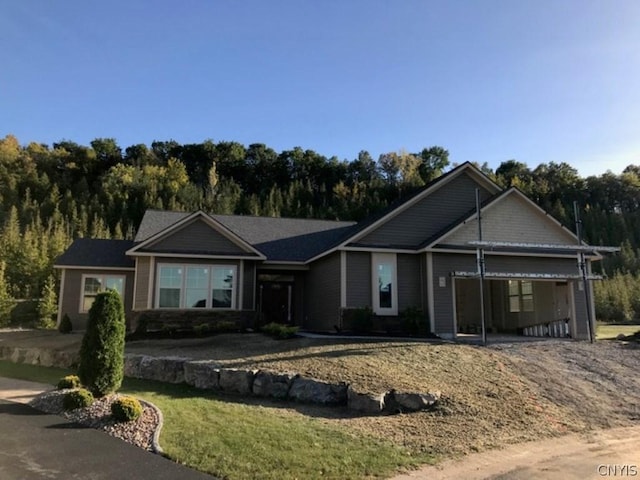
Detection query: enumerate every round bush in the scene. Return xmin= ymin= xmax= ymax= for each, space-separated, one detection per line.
xmin=63 ymin=388 xmax=94 ymax=411
xmin=111 ymin=396 xmax=143 ymax=422
xmin=78 ymin=290 xmax=126 ymax=397
xmin=57 ymin=375 xmax=81 ymax=390
xmin=58 ymin=313 xmax=73 ymax=334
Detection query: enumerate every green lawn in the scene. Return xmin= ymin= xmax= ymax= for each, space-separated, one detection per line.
xmin=0 ymin=361 xmax=434 ymax=480
xmin=596 ymin=323 xmax=640 ymax=340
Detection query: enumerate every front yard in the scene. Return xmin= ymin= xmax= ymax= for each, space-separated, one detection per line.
xmin=1 ymin=328 xmax=640 ymax=479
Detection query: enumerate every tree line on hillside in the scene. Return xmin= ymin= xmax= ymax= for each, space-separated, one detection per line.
xmin=0 ymin=134 xmax=638 ymax=325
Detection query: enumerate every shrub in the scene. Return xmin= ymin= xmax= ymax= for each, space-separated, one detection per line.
xmin=78 ymin=290 xmax=126 ymax=397
xmin=401 ymin=306 xmax=427 ymax=335
xmin=193 ymin=323 xmax=210 ymax=336
xmin=111 ymin=395 xmax=143 ymax=422
xmin=58 ymin=313 xmax=73 ymax=334
xmin=344 ymin=307 xmax=373 ymax=334
xmin=63 ymin=388 xmax=94 ymax=410
xmin=261 ymin=322 xmax=299 ymax=339
xmin=212 ymin=320 xmax=239 ymax=333
xmin=57 ymin=375 xmax=81 ymax=390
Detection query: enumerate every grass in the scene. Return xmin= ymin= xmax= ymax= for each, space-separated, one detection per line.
xmin=0 ymin=360 xmax=434 ymax=479
xmin=596 ymin=323 xmax=640 ymax=340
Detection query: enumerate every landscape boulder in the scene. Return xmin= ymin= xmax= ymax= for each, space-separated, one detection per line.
xmin=288 ymin=377 xmax=348 ymax=405
xmin=123 ymin=354 xmax=146 ymax=378
xmin=139 ymin=356 xmax=188 ymax=384
xmin=184 ymin=361 xmax=221 ymax=390
xmin=219 ymin=368 xmax=256 ymax=395
xmin=347 ymin=386 xmax=385 ymax=414
xmin=385 ymin=390 xmax=441 ymax=413
xmin=252 ymin=371 xmax=296 ymax=399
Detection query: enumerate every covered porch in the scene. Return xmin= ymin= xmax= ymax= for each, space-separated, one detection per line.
xmin=453 ymin=276 xmax=576 ymax=338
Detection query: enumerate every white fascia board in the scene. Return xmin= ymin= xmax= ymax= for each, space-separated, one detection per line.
xmin=129 ymin=252 xmax=264 ymax=260
xmin=53 ymin=265 xmax=135 ymax=271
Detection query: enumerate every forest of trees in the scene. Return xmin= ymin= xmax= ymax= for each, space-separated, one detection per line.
xmin=0 ymin=133 xmax=638 ymax=326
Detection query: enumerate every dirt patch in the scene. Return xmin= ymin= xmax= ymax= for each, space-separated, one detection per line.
xmin=3 ymin=330 xmax=640 ymax=458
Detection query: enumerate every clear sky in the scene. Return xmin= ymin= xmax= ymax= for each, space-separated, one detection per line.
xmin=2 ymin=1 xmax=639 ymax=177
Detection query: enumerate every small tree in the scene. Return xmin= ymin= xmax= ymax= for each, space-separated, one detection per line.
xmin=78 ymin=290 xmax=125 ymax=396
xmin=0 ymin=261 xmax=15 ymax=327
xmin=37 ymin=274 xmax=57 ymax=329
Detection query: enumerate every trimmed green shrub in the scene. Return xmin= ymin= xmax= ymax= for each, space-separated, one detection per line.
xmin=401 ymin=306 xmax=427 ymax=335
xmin=111 ymin=395 xmax=143 ymax=422
xmin=58 ymin=313 xmax=72 ymax=334
xmin=78 ymin=290 xmax=126 ymax=397
xmin=57 ymin=375 xmax=81 ymax=390
xmin=63 ymin=388 xmax=94 ymax=410
xmin=193 ymin=323 xmax=210 ymax=336
xmin=345 ymin=307 xmax=373 ymax=334
xmin=261 ymin=322 xmax=299 ymax=339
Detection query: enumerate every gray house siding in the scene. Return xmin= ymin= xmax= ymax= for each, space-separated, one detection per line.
xmin=304 ymin=252 xmax=341 ymax=331
xmin=397 ymin=254 xmax=422 ymax=311
xmin=59 ymin=268 xmax=134 ymax=331
xmin=145 ymin=219 xmax=248 ymax=254
xmin=485 ymin=256 xmax=579 ymax=275
xmin=357 ymin=173 xmax=493 ymax=247
xmin=133 ymin=256 xmax=152 ymax=310
xmin=346 ymin=252 xmax=370 ymax=308
xmin=242 ymin=261 xmax=256 ymax=310
xmin=432 ymin=253 xmax=477 ymax=335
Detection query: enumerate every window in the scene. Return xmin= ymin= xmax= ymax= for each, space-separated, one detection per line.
xmin=371 ymin=253 xmax=397 ymax=315
xmin=508 ymin=280 xmax=534 ymax=313
xmin=81 ymin=275 xmax=125 ymax=313
xmin=212 ymin=267 xmax=235 ymax=308
xmin=156 ymin=264 xmax=237 ymax=309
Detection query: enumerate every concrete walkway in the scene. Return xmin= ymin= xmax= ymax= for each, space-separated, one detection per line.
xmin=0 ymin=376 xmax=215 ymax=480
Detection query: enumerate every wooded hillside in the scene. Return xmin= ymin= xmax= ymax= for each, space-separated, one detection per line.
xmin=0 ymin=134 xmax=637 ymax=325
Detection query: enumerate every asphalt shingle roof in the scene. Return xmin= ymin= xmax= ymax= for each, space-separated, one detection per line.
xmin=134 ymin=210 xmax=357 ymax=262
xmin=55 ymin=239 xmax=135 ymax=268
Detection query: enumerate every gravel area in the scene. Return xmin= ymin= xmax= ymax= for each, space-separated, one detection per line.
xmin=29 ymin=390 xmax=161 ymax=452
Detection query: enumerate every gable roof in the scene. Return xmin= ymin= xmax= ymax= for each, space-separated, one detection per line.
xmin=424 ymin=187 xmax=582 ymax=251
xmin=337 ymin=162 xmax=501 ymax=247
xmin=128 ymin=211 xmax=266 ymax=259
xmin=54 ymin=239 xmax=135 ymax=269
xmin=133 ymin=209 xmax=357 ymax=262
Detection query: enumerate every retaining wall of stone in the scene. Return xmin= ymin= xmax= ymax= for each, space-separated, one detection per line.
xmin=0 ymin=345 xmax=440 ymax=415
xmin=124 ymin=354 xmax=440 ymax=415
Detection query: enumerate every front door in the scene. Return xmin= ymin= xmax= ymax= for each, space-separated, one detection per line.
xmin=258 ymin=274 xmax=295 ymax=325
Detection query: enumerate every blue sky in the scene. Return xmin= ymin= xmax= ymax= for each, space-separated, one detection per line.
xmin=2 ymin=1 xmax=639 ymax=177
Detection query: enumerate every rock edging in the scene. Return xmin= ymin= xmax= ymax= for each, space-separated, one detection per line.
xmin=124 ymin=354 xmax=440 ymax=415
xmin=139 ymin=398 xmax=164 ymax=454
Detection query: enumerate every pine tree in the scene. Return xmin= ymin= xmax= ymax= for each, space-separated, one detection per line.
xmin=37 ymin=274 xmax=57 ymax=329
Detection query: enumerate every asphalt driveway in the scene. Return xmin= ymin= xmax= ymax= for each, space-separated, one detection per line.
xmin=0 ymin=399 xmax=215 ymax=480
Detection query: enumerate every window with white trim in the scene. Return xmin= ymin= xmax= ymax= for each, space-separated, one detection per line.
xmin=157 ymin=264 xmax=237 ymax=309
xmin=81 ymin=275 xmax=125 ymax=313
xmin=508 ymin=280 xmax=534 ymax=313
xmin=371 ymin=253 xmax=398 ymax=315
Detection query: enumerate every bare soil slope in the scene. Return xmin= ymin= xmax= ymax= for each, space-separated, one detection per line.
xmin=2 ymin=330 xmax=639 ymax=458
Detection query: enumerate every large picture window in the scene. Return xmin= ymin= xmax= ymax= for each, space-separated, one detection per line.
xmin=157 ymin=264 xmax=237 ymax=309
xmin=81 ymin=275 xmax=125 ymax=313
xmin=371 ymin=253 xmax=398 ymax=315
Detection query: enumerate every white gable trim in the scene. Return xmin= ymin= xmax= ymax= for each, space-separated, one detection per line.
xmin=126 ymin=211 xmax=266 ymax=260
xmin=420 ymin=188 xmax=581 ymax=251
